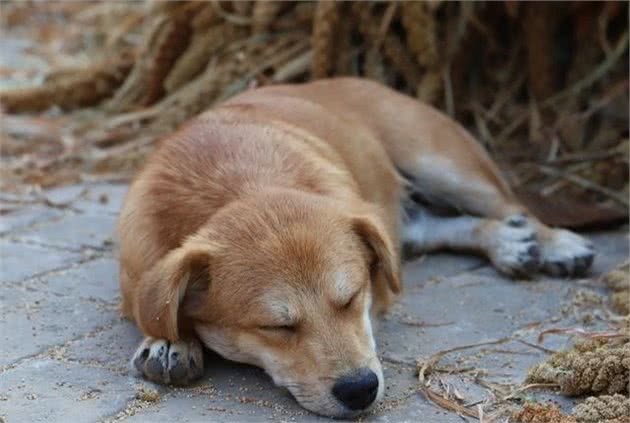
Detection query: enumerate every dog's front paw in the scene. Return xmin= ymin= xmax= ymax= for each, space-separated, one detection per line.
xmin=540 ymin=229 xmax=595 ymax=277
xmin=485 ymin=214 xmax=541 ymax=277
xmin=132 ymin=337 xmax=204 ymax=385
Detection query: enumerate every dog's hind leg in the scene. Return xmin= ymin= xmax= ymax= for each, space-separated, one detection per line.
xmin=397 ymin=155 xmax=594 ymax=277
xmin=373 ymin=94 xmax=593 ymax=276
xmin=395 ymin=151 xmax=594 ymax=277
xmin=401 ymin=203 xmax=543 ymax=277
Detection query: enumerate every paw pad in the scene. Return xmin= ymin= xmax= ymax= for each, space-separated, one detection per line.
xmin=132 ymin=337 xmax=204 ymax=385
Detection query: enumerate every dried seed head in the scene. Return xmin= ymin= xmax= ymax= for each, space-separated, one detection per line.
xmin=311 ymin=1 xmax=339 ymax=78
xmin=526 ymin=340 xmax=630 ymax=396
xmin=572 ymin=394 xmax=630 ymax=423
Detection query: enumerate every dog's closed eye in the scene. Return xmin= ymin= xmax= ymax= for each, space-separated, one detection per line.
xmin=342 ymin=291 xmax=359 ymax=310
xmin=258 ymin=324 xmax=297 ymax=333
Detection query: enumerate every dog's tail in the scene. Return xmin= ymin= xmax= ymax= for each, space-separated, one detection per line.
xmin=515 ymin=188 xmax=628 ymax=230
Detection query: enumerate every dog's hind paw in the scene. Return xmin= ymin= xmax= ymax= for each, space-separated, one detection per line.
xmin=485 ymin=215 xmax=541 ymax=278
xmin=540 ymin=229 xmax=595 ymax=277
xmin=132 ymin=337 xmax=204 ymax=385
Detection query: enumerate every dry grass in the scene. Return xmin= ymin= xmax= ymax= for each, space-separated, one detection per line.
xmin=0 ymin=1 xmax=626 ymax=217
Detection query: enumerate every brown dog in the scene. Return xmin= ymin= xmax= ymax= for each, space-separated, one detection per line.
xmin=118 ymin=78 xmax=594 ymax=417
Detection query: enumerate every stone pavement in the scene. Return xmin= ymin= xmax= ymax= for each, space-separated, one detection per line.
xmin=0 ymin=182 xmax=627 ymax=423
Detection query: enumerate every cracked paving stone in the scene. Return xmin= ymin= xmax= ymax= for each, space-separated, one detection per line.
xmin=45 ymin=183 xmax=128 ymax=216
xmin=42 ymin=257 xmax=120 ymax=302
xmin=0 ymin=205 xmax=63 ymax=235
xmin=0 ymin=240 xmax=82 ymax=283
xmin=0 ymin=358 xmax=137 ymax=422
xmin=13 ymin=213 xmax=117 ymax=251
xmin=63 ymin=320 xmax=143 ymax=374
xmin=0 ymin=277 xmax=120 ymax=367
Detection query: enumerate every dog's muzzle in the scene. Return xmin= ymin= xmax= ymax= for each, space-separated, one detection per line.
xmin=331 ymin=367 xmax=379 ymax=411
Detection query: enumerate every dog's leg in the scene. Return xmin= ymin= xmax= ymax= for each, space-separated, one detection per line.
xmin=402 ymin=205 xmax=543 ymax=277
xmin=132 ymin=337 xmax=204 ymax=385
xmin=399 ymin=159 xmax=595 ymax=277
xmin=401 ymin=175 xmax=594 ymax=278
xmin=343 ymin=82 xmax=595 ymax=276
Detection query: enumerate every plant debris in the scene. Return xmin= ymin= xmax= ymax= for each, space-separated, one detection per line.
xmin=526 ymin=339 xmax=629 ymax=396
xmin=512 ymin=395 xmax=630 ymax=423
xmin=416 ymin=337 xmax=510 ymax=419
xmin=134 ymin=385 xmax=160 ymax=403
xmin=512 ymin=403 xmax=577 ymax=423
xmin=572 ymin=394 xmax=630 ymax=423
xmin=600 ymin=261 xmax=630 ymax=315
xmin=0 ymin=1 xmax=627 ymax=222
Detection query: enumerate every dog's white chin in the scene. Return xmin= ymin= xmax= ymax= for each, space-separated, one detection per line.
xmin=302 ymin=400 xmax=380 ymax=420
xmin=294 ymin=396 xmax=366 ymax=419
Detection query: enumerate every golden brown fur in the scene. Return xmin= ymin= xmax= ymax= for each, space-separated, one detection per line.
xmin=118 ymin=77 xmax=594 ymax=417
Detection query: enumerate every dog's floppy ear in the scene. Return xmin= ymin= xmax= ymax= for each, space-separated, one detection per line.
xmin=133 ymin=242 xmax=211 ymax=341
xmin=352 ymin=215 xmax=401 ymax=295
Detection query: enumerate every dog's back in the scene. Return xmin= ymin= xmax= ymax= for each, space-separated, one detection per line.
xmin=117 ymin=81 xmax=402 ymax=317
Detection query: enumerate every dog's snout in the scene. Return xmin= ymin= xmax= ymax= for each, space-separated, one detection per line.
xmin=332 ymin=367 xmax=379 ymax=411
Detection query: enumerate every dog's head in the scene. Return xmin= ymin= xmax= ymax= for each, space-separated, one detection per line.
xmin=133 ymin=190 xmax=400 ymax=417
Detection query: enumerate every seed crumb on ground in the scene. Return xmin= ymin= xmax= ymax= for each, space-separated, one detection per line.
xmin=135 ymin=384 xmax=160 ymax=402
xmin=512 ymin=402 xmax=576 ymax=423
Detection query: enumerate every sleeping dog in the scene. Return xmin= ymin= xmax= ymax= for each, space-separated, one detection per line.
xmin=118 ymin=78 xmax=594 ymax=417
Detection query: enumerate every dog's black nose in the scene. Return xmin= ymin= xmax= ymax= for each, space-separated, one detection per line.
xmin=332 ymin=368 xmax=379 ymax=410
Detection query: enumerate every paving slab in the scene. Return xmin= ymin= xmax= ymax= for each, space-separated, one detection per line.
xmin=0 ymin=358 xmax=137 ymax=423
xmin=12 ymin=213 xmax=117 ymax=251
xmin=44 ymin=183 xmax=128 ymax=216
xmin=0 ymin=239 xmax=82 ymax=284
xmin=1 ymin=183 xmax=628 ymax=423
xmin=0 ymin=257 xmax=120 ymax=368
xmin=0 ymin=205 xmax=63 ymax=236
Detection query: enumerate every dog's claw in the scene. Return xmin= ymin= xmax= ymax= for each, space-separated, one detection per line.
xmin=540 ymin=229 xmax=595 ymax=277
xmin=132 ymin=337 xmax=204 ymax=385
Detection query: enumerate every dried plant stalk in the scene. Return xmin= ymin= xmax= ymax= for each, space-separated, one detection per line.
xmin=0 ymin=55 xmax=133 ymax=112
xmin=333 ymin=3 xmax=353 ymax=75
xmin=164 ymin=24 xmax=244 ymax=93
xmin=155 ymin=33 xmax=307 ymax=130
xmin=417 ymin=70 xmax=442 ymax=104
xmin=401 ymin=2 xmax=442 ymax=103
xmin=352 ymin=3 xmax=420 ymax=88
xmin=106 ymin=4 xmax=195 ymax=111
xmin=364 ymin=48 xmax=387 ymax=83
xmin=231 ymin=0 xmax=252 ymax=17
xmin=572 ymin=394 xmax=630 ymax=423
xmin=311 ymin=1 xmax=339 ymax=78
xmin=525 ymin=2 xmax=557 ymax=100
xmin=191 ymin=3 xmax=217 ymax=30
xmin=526 ymin=340 xmax=630 ymax=396
xmin=401 ymin=2 xmax=438 ymax=68
xmin=251 ymin=1 xmax=284 ymax=34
